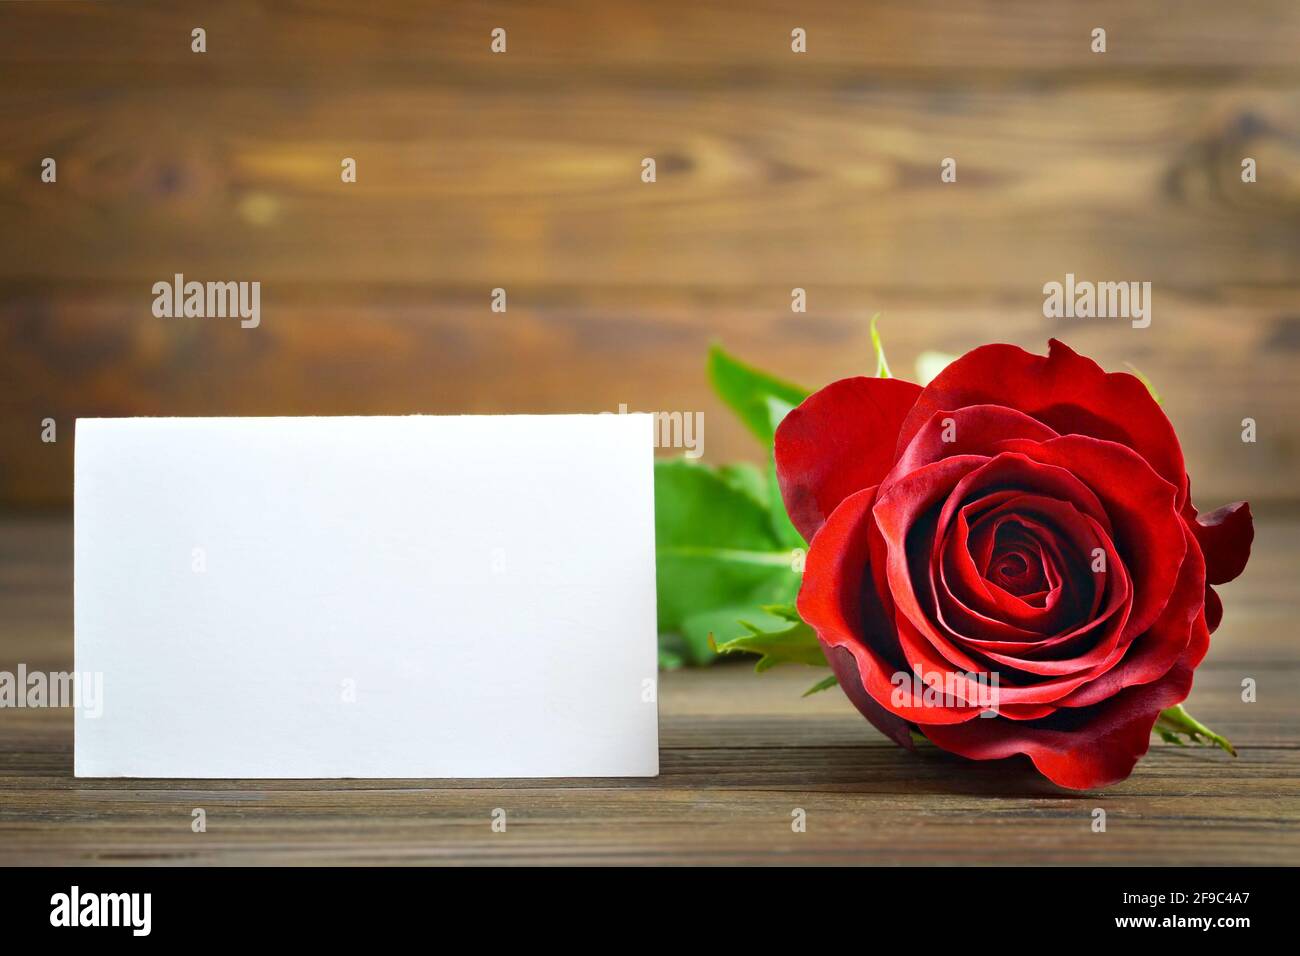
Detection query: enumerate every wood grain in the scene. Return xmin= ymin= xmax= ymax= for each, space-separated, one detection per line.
xmin=1 ymin=284 xmax=1295 ymax=507
xmin=3 ymin=0 xmax=1299 ymax=85
xmin=0 ymin=0 xmax=1296 ymax=867
xmin=3 ymin=85 xmax=1298 ymax=288
xmin=2 ymin=3 xmax=1298 ymax=508
xmin=0 ymin=515 xmax=1296 ymax=865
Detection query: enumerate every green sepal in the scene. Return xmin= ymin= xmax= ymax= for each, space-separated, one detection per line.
xmin=1153 ymin=704 xmax=1236 ymax=756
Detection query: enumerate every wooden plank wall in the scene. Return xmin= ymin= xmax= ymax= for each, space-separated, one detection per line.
xmin=2 ymin=1 xmax=1298 ymax=507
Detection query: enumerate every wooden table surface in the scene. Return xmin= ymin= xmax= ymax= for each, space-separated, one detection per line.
xmin=1 ymin=513 xmax=1296 ymax=865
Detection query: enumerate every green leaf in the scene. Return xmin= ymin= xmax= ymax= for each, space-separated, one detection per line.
xmin=655 ymin=459 xmax=802 ymax=665
xmin=764 ymin=395 xmax=796 ymax=434
xmin=657 ymin=347 xmax=809 ymax=667
xmin=715 ymin=461 xmax=768 ymax=508
xmin=680 ymin=604 xmax=794 ymax=666
xmin=758 ymin=400 xmax=806 ymax=547
xmin=707 ymin=344 xmax=809 ymax=444
xmin=657 ymin=634 xmax=688 ymax=671
xmin=870 ymin=314 xmax=891 ymax=378
xmin=802 ymin=674 xmax=839 ymax=697
xmin=1153 ymin=704 xmax=1236 ymax=756
xmin=762 ymin=603 xmax=802 ymax=623
xmin=711 ymin=613 xmax=828 ymax=672
xmin=765 ymin=459 xmax=805 ymax=548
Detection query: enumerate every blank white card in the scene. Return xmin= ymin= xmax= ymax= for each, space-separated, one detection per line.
xmin=75 ymin=415 xmax=659 ymax=778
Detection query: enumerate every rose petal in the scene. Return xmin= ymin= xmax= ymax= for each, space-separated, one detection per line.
xmin=898 ymin=339 xmax=1188 ymax=509
xmin=992 ymin=434 xmax=1184 ymax=642
xmin=872 ymin=454 xmax=992 ymax=665
xmin=937 ymin=508 xmax=1129 ymax=657
xmin=798 ymin=483 xmax=981 ymax=725
xmin=1191 ymin=501 xmax=1254 ymax=586
xmin=1055 ymin=523 xmax=1205 ymax=707
xmin=919 ymin=653 xmax=1197 ymax=790
xmin=874 ymin=458 xmax=1130 ymax=700
xmin=825 ymin=644 xmax=917 ymax=750
xmin=943 ymin=498 xmax=1096 ymax=634
xmin=775 ymin=376 xmax=922 ymax=541
xmin=934 ymin=502 xmax=1136 ymax=678
xmin=1205 ymin=586 xmax=1223 ymax=633
xmin=889 ymin=403 xmax=1058 ymax=478
xmin=877 ymin=451 xmax=1118 ymax=661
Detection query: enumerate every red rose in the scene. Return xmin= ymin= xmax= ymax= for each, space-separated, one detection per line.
xmin=775 ymin=340 xmax=1253 ymax=789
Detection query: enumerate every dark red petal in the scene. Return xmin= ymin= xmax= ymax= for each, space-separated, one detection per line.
xmin=880 ymin=451 xmax=1112 ymax=647
xmin=875 ymin=453 xmax=1133 ymax=704
xmin=798 ymin=484 xmax=980 ymax=726
xmin=1056 ymin=523 xmax=1205 ymax=707
xmin=1191 ymin=501 xmax=1254 ymax=586
xmin=1205 ymin=586 xmax=1223 ymax=633
xmin=1183 ymin=605 xmax=1212 ymax=670
xmin=825 ymin=644 xmax=917 ymax=750
xmin=942 ymin=497 xmax=1098 ymax=636
xmin=896 ymin=607 xmax=1120 ymax=708
xmin=993 ymin=434 xmax=1184 ymax=642
xmin=937 ymin=509 xmax=1129 ymax=658
xmin=898 ymin=339 xmax=1188 ymax=508
xmin=877 ymin=460 xmax=1153 ymax=705
xmin=932 ymin=446 xmax=1112 ymax=540
xmin=919 ymin=654 xmax=1197 ymax=790
xmin=934 ymin=498 xmax=1134 ymax=677
xmin=872 ymin=454 xmax=990 ymax=656
xmin=775 ymin=376 xmax=922 ymax=541
xmin=890 ymin=403 xmax=1058 ymax=478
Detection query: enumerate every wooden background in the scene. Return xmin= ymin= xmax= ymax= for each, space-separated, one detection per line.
xmin=1 ymin=1 xmax=1298 ymax=865
xmin=1 ymin=0 xmax=1299 ymax=506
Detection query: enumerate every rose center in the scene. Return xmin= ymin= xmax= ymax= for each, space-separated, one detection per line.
xmin=984 ymin=526 xmax=1050 ymax=599
xmin=995 ymin=552 xmax=1029 ymax=580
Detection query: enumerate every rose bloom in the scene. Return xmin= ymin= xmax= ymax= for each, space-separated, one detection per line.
xmin=775 ymin=340 xmax=1253 ymax=789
